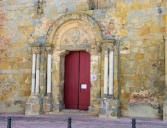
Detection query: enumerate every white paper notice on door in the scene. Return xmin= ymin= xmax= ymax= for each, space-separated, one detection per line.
xmin=81 ymin=84 xmax=87 ymax=89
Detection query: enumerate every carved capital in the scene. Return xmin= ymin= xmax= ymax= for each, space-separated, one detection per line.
xmin=46 ymin=46 xmax=53 ymax=54
xmin=101 ymin=39 xmax=116 ymax=50
xmin=104 ymin=48 xmax=109 ymax=56
xmin=40 ymin=47 xmax=47 ymax=56
xmin=103 ymin=46 xmax=109 ymax=51
xmin=90 ymin=41 xmax=102 ymax=54
xmin=32 ymin=46 xmax=41 ymax=54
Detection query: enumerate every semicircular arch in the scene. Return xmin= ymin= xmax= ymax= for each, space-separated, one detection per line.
xmin=46 ymin=13 xmax=102 ymax=49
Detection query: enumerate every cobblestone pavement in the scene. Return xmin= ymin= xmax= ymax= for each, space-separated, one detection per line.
xmin=0 ymin=114 xmax=167 ymax=128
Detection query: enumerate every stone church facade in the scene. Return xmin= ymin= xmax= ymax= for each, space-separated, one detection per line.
xmin=0 ymin=0 xmax=167 ymax=120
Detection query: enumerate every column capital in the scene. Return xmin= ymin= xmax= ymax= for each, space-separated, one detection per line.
xmin=32 ymin=46 xmax=41 ymax=54
xmin=101 ymin=39 xmax=116 ymax=50
xmin=108 ymin=47 xmax=114 ymax=51
xmin=101 ymin=39 xmax=116 ymax=44
xmin=40 ymin=46 xmax=47 ymax=56
xmin=103 ymin=46 xmax=109 ymax=51
xmin=46 ymin=46 xmax=53 ymax=54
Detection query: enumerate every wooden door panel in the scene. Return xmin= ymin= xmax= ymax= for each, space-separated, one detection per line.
xmin=64 ymin=52 xmax=79 ymax=109
xmin=79 ymin=51 xmax=90 ymax=110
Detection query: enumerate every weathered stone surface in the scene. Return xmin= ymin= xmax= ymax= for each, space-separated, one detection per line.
xmin=25 ymin=95 xmax=42 ymax=115
xmin=122 ymin=103 xmax=161 ymax=119
xmin=0 ymin=0 xmax=166 ymax=120
xmin=43 ymin=94 xmax=53 ymax=113
xmin=99 ymin=98 xmax=119 ymax=118
xmin=163 ymin=98 xmax=167 ymax=121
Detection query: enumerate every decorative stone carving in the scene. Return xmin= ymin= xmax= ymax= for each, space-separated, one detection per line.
xmin=46 ymin=13 xmax=102 ymax=46
xmin=71 ymin=29 xmax=80 ymax=43
xmin=32 ymin=46 xmax=41 ymax=54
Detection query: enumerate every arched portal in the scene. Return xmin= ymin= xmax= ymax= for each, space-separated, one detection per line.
xmin=46 ymin=13 xmax=102 ymax=46
xmin=46 ymin=13 xmax=103 ymax=112
xmin=26 ymin=13 xmax=119 ymax=117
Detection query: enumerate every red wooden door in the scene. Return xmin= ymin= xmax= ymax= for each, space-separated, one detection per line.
xmin=64 ymin=51 xmax=90 ymax=110
xmin=79 ymin=51 xmax=90 ymax=110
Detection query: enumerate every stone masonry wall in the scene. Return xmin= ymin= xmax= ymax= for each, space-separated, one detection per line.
xmin=0 ymin=0 xmax=35 ymax=113
xmin=0 ymin=0 xmax=166 ymax=118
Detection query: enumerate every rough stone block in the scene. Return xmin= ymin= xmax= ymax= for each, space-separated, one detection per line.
xmin=43 ymin=94 xmax=53 ymax=113
xmin=99 ymin=98 xmax=119 ymax=118
xmin=25 ymin=95 xmax=42 ymax=115
xmin=122 ymin=103 xmax=161 ymax=119
xmin=163 ymin=98 xmax=167 ymax=121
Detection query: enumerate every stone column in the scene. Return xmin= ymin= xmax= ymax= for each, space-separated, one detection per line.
xmin=99 ymin=40 xmax=119 ymax=118
xmin=25 ymin=46 xmax=42 ymax=115
xmin=31 ymin=53 xmax=36 ymax=95
xmin=40 ymin=47 xmax=47 ymax=97
xmin=35 ymin=53 xmax=40 ymax=94
xmin=43 ymin=47 xmax=53 ymax=113
xmin=104 ymin=48 xmax=109 ymax=96
xmin=109 ymin=49 xmax=114 ymax=96
xmin=47 ymin=54 xmax=52 ymax=94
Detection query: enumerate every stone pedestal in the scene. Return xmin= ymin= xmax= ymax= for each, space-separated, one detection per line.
xmin=25 ymin=95 xmax=42 ymax=115
xmin=43 ymin=94 xmax=53 ymax=113
xmin=99 ymin=98 xmax=119 ymax=118
xmin=163 ymin=96 xmax=167 ymax=121
xmin=89 ymin=105 xmax=99 ymax=114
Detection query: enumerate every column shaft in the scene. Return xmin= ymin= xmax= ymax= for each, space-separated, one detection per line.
xmin=104 ymin=49 xmax=109 ymax=95
xmin=109 ymin=50 xmax=114 ymax=95
xmin=47 ymin=54 xmax=52 ymax=94
xmin=35 ymin=54 xmax=40 ymax=94
xmin=31 ymin=53 xmax=36 ymax=94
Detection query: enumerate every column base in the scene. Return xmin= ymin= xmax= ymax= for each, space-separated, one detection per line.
xmin=104 ymin=94 xmax=114 ymax=99
xmin=163 ymin=97 xmax=167 ymax=121
xmin=89 ymin=105 xmax=97 ymax=113
xmin=25 ymin=95 xmax=42 ymax=115
xmin=88 ymin=99 xmax=100 ymax=114
xmin=43 ymin=93 xmax=53 ymax=113
xmin=54 ymin=102 xmax=65 ymax=112
xmin=99 ymin=98 xmax=120 ymax=118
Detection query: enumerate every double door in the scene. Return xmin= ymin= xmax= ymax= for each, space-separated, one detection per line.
xmin=64 ymin=51 xmax=90 ymax=110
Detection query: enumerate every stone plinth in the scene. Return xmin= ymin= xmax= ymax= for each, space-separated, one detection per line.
xmin=99 ymin=98 xmax=119 ymax=118
xmin=43 ymin=94 xmax=53 ymax=113
xmin=163 ymin=97 xmax=167 ymax=121
xmin=25 ymin=95 xmax=42 ymax=115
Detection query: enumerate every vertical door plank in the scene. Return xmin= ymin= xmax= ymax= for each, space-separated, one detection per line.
xmin=64 ymin=52 xmax=79 ymax=109
xmin=79 ymin=51 xmax=91 ymax=110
